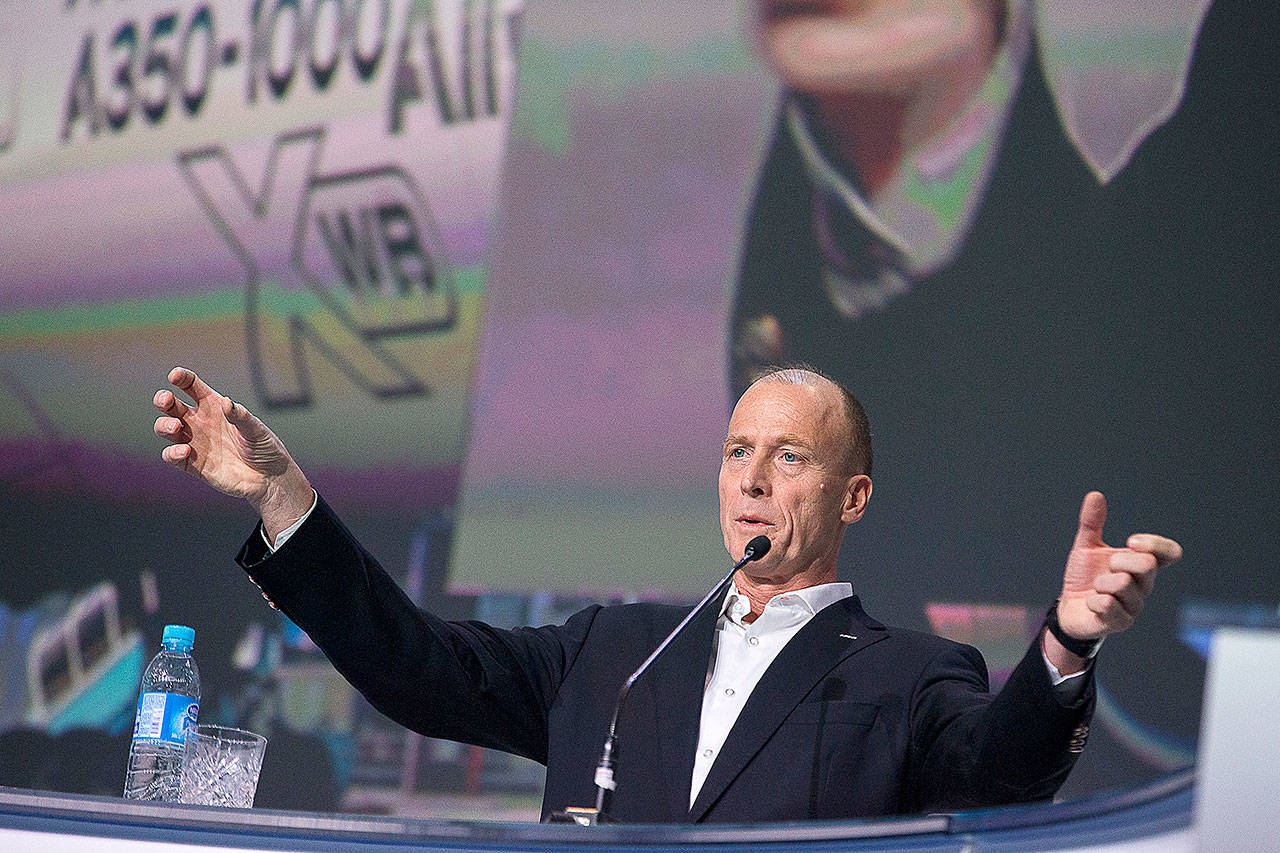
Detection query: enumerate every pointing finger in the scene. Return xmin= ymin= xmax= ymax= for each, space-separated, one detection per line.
xmin=1073 ymin=491 xmax=1108 ymax=549
xmin=1126 ymin=533 xmax=1183 ymax=566
xmin=168 ymin=367 xmax=217 ymax=404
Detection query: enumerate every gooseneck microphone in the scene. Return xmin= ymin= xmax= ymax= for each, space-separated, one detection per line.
xmin=584 ymin=535 xmax=771 ymax=823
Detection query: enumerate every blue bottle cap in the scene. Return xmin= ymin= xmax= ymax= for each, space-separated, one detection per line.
xmin=162 ymin=624 xmax=195 ymax=650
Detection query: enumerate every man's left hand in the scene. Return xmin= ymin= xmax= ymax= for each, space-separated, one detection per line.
xmin=1048 ymin=491 xmax=1183 ymax=670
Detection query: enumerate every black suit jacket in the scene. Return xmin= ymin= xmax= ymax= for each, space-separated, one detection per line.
xmin=239 ymin=496 xmax=1093 ymax=822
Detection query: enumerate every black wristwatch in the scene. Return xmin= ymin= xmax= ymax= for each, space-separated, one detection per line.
xmin=1044 ymin=600 xmax=1103 ymax=659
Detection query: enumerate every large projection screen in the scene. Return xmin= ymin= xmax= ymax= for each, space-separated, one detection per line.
xmin=1 ymin=0 xmax=1277 ymax=813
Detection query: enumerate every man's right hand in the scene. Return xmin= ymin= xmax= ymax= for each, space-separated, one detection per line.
xmin=153 ymin=367 xmax=314 ymax=542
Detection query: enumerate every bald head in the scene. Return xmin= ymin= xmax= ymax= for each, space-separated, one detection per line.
xmin=745 ymin=368 xmax=873 ymax=476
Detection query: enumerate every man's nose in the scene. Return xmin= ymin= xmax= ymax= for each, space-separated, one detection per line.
xmin=741 ymin=457 xmax=770 ymax=496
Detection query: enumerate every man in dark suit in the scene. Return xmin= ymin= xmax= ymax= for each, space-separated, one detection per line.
xmin=152 ymin=365 xmax=1180 ymax=821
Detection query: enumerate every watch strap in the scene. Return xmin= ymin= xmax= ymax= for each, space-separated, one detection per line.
xmin=1045 ymin=599 xmax=1103 ymax=659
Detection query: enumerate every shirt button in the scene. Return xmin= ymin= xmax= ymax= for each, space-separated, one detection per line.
xmin=724 ymin=688 xmax=735 ymax=696
xmin=748 ymin=636 xmax=759 ymax=646
xmin=702 ymin=748 xmax=714 ymax=758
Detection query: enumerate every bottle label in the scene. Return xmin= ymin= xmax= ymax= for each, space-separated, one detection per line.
xmin=131 ymin=692 xmax=198 ymax=746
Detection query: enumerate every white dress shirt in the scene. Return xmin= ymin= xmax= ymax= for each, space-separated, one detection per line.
xmin=262 ymin=490 xmax=318 ymax=551
xmin=690 ymin=579 xmax=853 ymax=808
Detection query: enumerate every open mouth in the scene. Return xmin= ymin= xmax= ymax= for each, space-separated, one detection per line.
xmin=736 ymin=515 xmax=774 ymax=528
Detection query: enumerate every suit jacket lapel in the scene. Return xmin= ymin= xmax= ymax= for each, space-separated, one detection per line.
xmin=687 ymin=596 xmax=887 ymax=822
xmin=646 ymin=597 xmax=723 ymax=822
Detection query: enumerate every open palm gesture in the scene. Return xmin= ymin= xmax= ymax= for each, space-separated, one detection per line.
xmin=153 ymin=367 xmax=312 ymax=537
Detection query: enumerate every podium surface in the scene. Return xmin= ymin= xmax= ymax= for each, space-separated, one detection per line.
xmin=0 ymin=771 xmax=1193 ymax=852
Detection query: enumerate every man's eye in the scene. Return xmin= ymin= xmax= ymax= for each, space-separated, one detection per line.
xmin=781 ymin=451 xmax=799 ymax=463
xmin=730 ymin=447 xmax=746 ymax=458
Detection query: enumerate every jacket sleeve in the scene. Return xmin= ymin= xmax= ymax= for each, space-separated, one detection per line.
xmin=908 ymin=637 xmax=1094 ymax=811
xmin=236 ymin=494 xmax=600 ymax=765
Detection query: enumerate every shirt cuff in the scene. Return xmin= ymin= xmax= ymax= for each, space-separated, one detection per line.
xmin=1042 ymin=645 xmax=1095 ymax=702
xmin=260 ymin=489 xmax=319 ymax=552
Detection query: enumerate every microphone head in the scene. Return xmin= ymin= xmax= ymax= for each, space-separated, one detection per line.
xmin=743 ymin=535 xmax=771 ymax=561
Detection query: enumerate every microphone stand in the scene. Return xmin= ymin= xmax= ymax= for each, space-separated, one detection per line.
xmin=547 ymin=536 xmax=770 ymax=825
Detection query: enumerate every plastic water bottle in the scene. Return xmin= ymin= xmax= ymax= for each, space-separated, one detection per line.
xmin=123 ymin=625 xmax=201 ymax=801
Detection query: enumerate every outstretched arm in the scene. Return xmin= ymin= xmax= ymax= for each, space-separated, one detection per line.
xmin=913 ymin=492 xmax=1180 ymax=809
xmin=1045 ymin=491 xmax=1184 ymax=674
xmin=152 ymin=367 xmax=313 ymax=541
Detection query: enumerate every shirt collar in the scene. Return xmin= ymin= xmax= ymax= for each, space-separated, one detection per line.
xmin=784 ymin=0 xmax=1211 ymax=295
xmin=721 ymin=578 xmax=854 ymax=627
xmin=1033 ymin=0 xmax=1213 ymax=183
xmin=785 ymin=0 xmax=1031 ymax=287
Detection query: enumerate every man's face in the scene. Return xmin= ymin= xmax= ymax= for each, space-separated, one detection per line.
xmin=719 ymin=380 xmax=871 ymax=580
xmin=751 ymin=0 xmax=999 ymax=96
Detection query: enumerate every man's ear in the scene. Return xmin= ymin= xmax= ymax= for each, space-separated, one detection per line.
xmin=841 ymin=475 xmax=872 ymax=524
